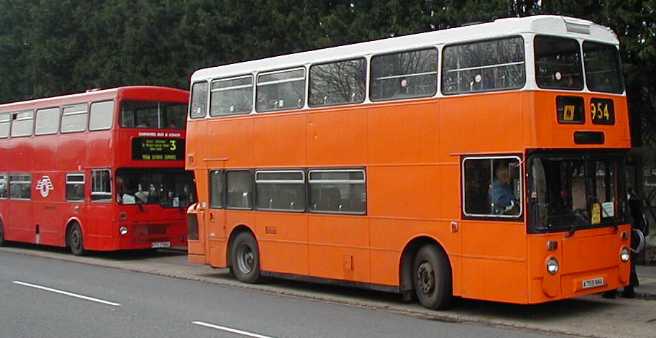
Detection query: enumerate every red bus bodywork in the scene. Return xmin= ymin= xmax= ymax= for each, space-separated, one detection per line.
xmin=0 ymin=86 xmax=191 ymax=252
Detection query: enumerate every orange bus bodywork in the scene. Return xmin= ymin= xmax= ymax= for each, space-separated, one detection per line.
xmin=187 ymin=90 xmax=631 ymax=304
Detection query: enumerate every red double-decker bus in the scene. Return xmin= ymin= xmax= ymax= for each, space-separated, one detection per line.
xmin=0 ymin=86 xmax=194 ymax=255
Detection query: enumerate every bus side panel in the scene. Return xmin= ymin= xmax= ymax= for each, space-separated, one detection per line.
xmin=32 ymin=171 xmax=66 ymax=247
xmin=368 ymin=165 xmax=461 ymax=287
xmin=307 ymin=215 xmax=369 ymax=283
xmin=83 ymin=203 xmax=115 ymax=250
xmin=460 ymin=220 xmax=528 ymax=303
xmin=257 ymin=212 xmax=309 ymax=276
xmin=307 ymin=108 xmax=367 ymax=166
xmin=7 ymin=200 xmax=33 ymax=243
xmin=254 ymin=114 xmax=307 ymax=167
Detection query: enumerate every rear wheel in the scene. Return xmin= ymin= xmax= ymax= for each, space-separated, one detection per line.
xmin=67 ymin=223 xmax=86 ymax=256
xmin=229 ymin=232 xmax=260 ymax=283
xmin=413 ymin=244 xmax=453 ymax=310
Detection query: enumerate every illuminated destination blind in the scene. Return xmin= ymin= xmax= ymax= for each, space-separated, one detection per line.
xmin=132 ymin=137 xmax=185 ymax=161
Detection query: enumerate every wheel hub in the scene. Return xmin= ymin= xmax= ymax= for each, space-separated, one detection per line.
xmin=417 ymin=262 xmax=435 ymax=294
xmin=237 ymin=245 xmax=254 ymax=274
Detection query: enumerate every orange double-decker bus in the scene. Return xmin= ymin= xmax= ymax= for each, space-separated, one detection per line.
xmin=0 ymin=86 xmax=194 ymax=255
xmin=185 ymin=16 xmax=632 ymax=309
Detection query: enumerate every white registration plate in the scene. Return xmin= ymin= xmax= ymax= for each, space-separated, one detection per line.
xmin=582 ymin=277 xmax=605 ymax=289
xmin=151 ymin=241 xmax=171 ymax=249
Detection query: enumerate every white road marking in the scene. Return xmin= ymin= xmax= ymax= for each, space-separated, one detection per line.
xmin=192 ymin=321 xmax=275 ymax=338
xmin=13 ymin=281 xmax=120 ymax=307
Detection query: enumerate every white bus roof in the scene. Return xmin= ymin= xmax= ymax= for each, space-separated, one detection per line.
xmin=192 ymin=15 xmax=618 ymax=82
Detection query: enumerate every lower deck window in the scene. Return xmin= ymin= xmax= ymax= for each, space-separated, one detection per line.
xmin=255 ymin=171 xmax=305 ymax=211
xmin=308 ymin=170 xmax=366 ymax=214
xmin=9 ymin=174 xmax=31 ymax=199
xmin=463 ymin=157 xmax=521 ymax=217
xmin=91 ymin=169 xmax=112 ymax=202
xmin=226 ymin=171 xmax=252 ymax=209
xmin=66 ymin=173 xmax=85 ymax=201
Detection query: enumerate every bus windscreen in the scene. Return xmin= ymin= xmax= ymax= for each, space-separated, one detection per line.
xmin=529 ymin=154 xmax=624 ymax=232
xmin=120 ymin=101 xmax=187 ymax=129
xmin=116 ymin=169 xmax=195 ymax=208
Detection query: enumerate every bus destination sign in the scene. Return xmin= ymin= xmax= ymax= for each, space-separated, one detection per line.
xmin=132 ymin=137 xmax=184 ymax=161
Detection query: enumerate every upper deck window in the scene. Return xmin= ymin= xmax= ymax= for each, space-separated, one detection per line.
xmin=210 ymin=75 xmax=253 ymax=116
xmin=89 ymin=100 xmax=115 ymax=131
xmin=534 ymin=36 xmax=584 ymax=90
xmin=61 ymin=104 xmax=88 ymax=133
xmin=35 ymin=107 xmax=61 ymax=135
xmin=583 ymin=41 xmax=624 ymax=94
xmin=371 ymin=48 xmax=437 ymax=101
xmin=256 ymin=68 xmax=306 ymax=112
xmin=120 ymin=101 xmax=187 ymax=129
xmin=442 ymin=37 xmax=525 ymax=95
xmin=10 ymin=110 xmax=34 ymax=138
xmin=0 ymin=113 xmax=10 ymax=138
xmin=0 ymin=173 xmax=7 ymax=198
xmin=190 ymin=81 xmax=208 ymax=119
xmin=309 ymin=58 xmax=366 ymax=107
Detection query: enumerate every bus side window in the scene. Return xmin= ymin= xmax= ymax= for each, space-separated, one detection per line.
xmin=443 ymin=36 xmax=525 ymax=95
xmin=91 ymin=169 xmax=112 ymax=202
xmin=210 ymin=75 xmax=253 ymax=117
xmin=225 ymin=171 xmax=252 ymax=209
xmin=370 ymin=48 xmax=438 ymax=101
xmin=190 ymin=82 xmax=209 ymax=119
xmin=0 ymin=113 xmax=10 ymax=138
xmin=308 ymin=169 xmax=366 ymax=214
xmin=463 ymin=157 xmax=521 ymax=218
xmin=66 ymin=173 xmax=85 ymax=202
xmin=8 ymin=174 xmax=31 ymax=199
xmin=209 ymin=170 xmax=224 ymax=208
xmin=309 ymin=58 xmax=366 ymax=107
xmin=61 ymin=103 xmax=89 ymax=133
xmin=0 ymin=173 xmax=8 ymax=198
xmin=89 ymin=101 xmax=115 ymax=131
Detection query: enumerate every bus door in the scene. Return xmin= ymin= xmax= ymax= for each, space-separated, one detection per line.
xmin=460 ymin=156 xmax=528 ymax=302
xmin=205 ymin=169 xmax=226 ymax=267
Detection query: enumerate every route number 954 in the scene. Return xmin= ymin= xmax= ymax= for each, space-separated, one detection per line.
xmin=590 ymin=98 xmax=615 ymax=124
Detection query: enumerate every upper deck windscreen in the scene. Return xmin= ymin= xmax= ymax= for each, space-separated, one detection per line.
xmin=535 ymin=36 xmax=623 ymax=94
xmin=120 ymin=101 xmax=187 ymax=130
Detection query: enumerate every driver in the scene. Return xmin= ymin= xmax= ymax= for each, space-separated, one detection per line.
xmin=489 ymin=165 xmax=517 ymax=214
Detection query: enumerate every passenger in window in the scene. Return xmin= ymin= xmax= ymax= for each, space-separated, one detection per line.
xmin=489 ymin=164 xmax=518 ymax=214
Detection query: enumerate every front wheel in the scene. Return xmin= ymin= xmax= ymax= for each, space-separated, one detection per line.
xmin=413 ymin=245 xmax=453 ymax=310
xmin=67 ymin=223 xmax=86 ymax=256
xmin=229 ymin=232 xmax=261 ymax=283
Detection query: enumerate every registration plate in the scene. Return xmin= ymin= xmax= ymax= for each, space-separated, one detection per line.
xmin=151 ymin=241 xmax=171 ymax=249
xmin=582 ymin=277 xmax=605 ymax=289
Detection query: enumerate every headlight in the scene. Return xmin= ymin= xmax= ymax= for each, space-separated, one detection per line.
xmin=546 ymin=257 xmax=559 ymax=275
xmin=620 ymin=247 xmax=630 ymax=262
xmin=119 ymin=226 xmax=128 ymax=236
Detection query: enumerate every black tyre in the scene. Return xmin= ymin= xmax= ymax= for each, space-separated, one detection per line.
xmin=229 ymin=232 xmax=260 ymax=283
xmin=413 ymin=244 xmax=453 ymax=310
xmin=67 ymin=223 xmax=86 ymax=256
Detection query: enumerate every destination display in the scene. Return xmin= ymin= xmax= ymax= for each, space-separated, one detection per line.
xmin=132 ymin=137 xmax=185 ymax=161
xmin=590 ymin=98 xmax=615 ymax=125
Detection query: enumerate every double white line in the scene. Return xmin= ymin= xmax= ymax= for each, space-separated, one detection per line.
xmin=13 ymin=281 xmax=121 ymax=307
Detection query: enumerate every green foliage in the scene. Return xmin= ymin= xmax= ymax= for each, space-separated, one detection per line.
xmin=0 ymin=0 xmax=654 ymax=142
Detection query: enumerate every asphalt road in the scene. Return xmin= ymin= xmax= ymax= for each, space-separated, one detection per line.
xmin=0 ymin=251 xmax=567 ymax=338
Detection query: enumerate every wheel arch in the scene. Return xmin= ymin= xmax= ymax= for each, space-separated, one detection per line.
xmin=226 ymin=224 xmax=257 ymax=268
xmin=399 ymin=235 xmax=452 ymax=293
xmin=64 ymin=216 xmax=84 ymax=247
